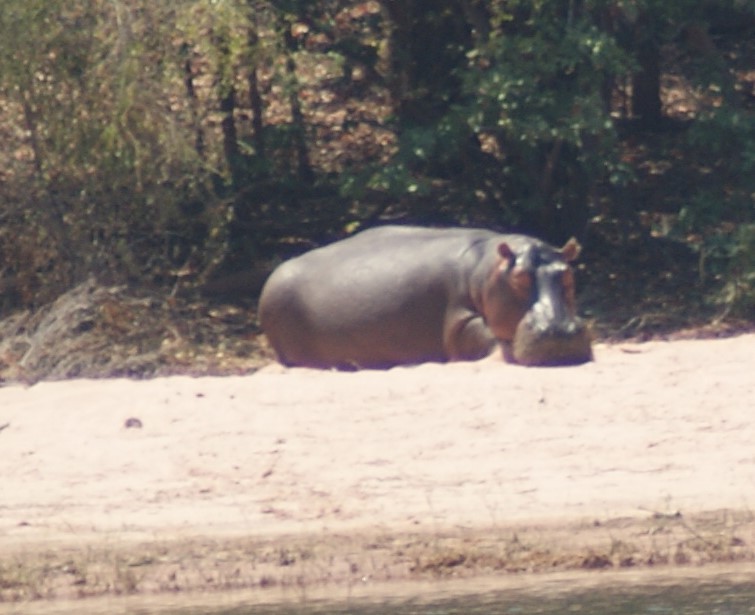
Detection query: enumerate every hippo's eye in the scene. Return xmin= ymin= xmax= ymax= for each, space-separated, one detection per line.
xmin=510 ymin=267 xmax=534 ymax=300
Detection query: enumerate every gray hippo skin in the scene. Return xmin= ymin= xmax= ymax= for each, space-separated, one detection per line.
xmin=259 ymin=225 xmax=592 ymax=369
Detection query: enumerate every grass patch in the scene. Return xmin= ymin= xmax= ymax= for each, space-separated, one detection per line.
xmin=2 ymin=509 xmax=754 ymax=604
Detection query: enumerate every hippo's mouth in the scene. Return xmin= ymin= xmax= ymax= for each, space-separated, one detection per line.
xmin=507 ymin=311 xmax=593 ymax=367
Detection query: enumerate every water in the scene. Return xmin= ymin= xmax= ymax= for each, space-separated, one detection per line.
xmin=221 ymin=578 xmax=755 ymax=615
xmin=211 ymin=584 xmax=755 ymax=615
xmin=4 ymin=565 xmax=755 ymax=615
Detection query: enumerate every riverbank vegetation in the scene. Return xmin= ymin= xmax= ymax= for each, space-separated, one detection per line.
xmin=0 ymin=1 xmax=752 ymax=379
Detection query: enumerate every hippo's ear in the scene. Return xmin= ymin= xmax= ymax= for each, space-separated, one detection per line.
xmin=561 ymin=237 xmax=582 ymax=262
xmin=497 ymin=242 xmax=516 ymax=265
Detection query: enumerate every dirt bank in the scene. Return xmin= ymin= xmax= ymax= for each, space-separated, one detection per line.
xmin=1 ymin=334 xmax=754 ymax=602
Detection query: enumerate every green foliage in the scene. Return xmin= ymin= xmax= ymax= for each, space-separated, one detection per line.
xmin=0 ymin=2 xmax=212 ymax=279
xmin=688 ymin=108 xmax=755 ymax=179
xmin=348 ymin=1 xmax=636 ymax=239
xmin=680 ymin=106 xmax=755 ymax=237
xmin=345 ymin=162 xmax=427 ymax=197
xmin=468 ymin=14 xmax=626 ymax=146
xmin=0 ymin=0 xmax=253 ymax=298
xmin=724 ymin=224 xmax=755 ymax=317
xmin=678 ymin=107 xmax=755 ymax=316
xmin=0 ymin=0 xmax=751 ymax=327
xmin=691 ymin=224 xmax=755 ymax=319
xmin=362 ymin=108 xmax=472 ymax=194
xmin=464 ymin=5 xmax=630 ymax=237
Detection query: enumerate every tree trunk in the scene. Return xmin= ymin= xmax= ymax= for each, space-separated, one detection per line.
xmin=247 ymin=66 xmax=265 ymax=161
xmin=181 ymin=43 xmax=205 ymax=160
xmin=219 ymin=85 xmax=244 ymax=189
xmin=246 ymin=22 xmax=266 ymax=162
xmin=631 ymin=18 xmax=662 ymax=125
xmin=380 ymin=0 xmax=471 ymax=129
xmin=282 ymin=25 xmax=314 ymax=185
xmin=212 ymin=25 xmax=245 ymax=189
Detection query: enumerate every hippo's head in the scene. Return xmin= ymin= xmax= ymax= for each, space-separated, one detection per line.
xmin=483 ymin=236 xmax=593 ymax=366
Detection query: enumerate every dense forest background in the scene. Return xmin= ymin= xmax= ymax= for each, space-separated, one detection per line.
xmin=0 ymin=0 xmax=753 ymax=378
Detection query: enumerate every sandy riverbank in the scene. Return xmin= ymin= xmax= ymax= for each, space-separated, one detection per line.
xmin=1 ymin=334 xmax=753 ymax=602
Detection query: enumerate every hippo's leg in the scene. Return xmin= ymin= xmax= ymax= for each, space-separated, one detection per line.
xmin=444 ymin=313 xmax=499 ymax=361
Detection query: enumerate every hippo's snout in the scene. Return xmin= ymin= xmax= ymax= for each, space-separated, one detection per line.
xmin=509 ymin=307 xmax=593 ymax=366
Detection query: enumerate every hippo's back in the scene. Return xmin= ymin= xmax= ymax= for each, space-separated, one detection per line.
xmin=259 ymin=226 xmax=496 ymax=368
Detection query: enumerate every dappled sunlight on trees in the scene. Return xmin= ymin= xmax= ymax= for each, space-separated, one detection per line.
xmin=0 ymin=0 xmax=752 ymax=322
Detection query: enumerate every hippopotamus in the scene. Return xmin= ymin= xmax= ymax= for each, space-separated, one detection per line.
xmin=259 ymin=225 xmax=592 ymax=369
